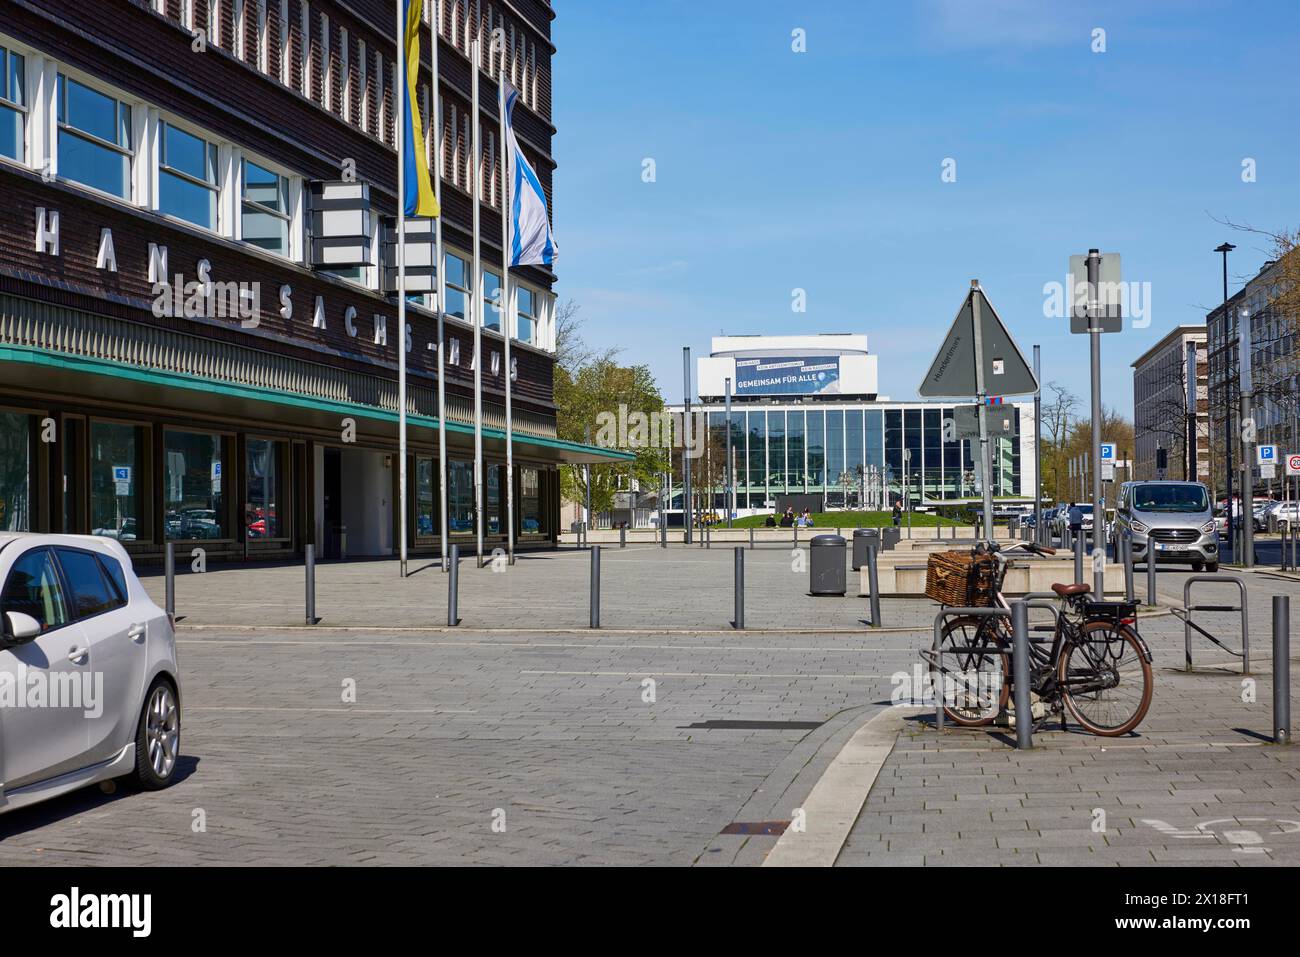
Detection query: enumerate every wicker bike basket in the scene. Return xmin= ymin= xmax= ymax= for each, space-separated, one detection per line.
xmin=925 ymin=550 xmax=998 ymax=607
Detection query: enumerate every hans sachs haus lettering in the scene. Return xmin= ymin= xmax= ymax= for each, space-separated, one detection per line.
xmin=30 ymin=208 xmax=516 ymax=380
xmin=734 ymin=356 xmax=841 ymax=396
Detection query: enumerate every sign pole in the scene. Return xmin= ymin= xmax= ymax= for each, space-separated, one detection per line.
xmin=1086 ymin=250 xmax=1104 ymax=596
xmin=683 ymin=347 xmax=693 ymax=544
xmin=1033 ymin=344 xmax=1043 ymax=545
xmin=1240 ymin=306 xmax=1255 ymax=569
xmin=470 ymin=37 xmax=484 ymax=568
xmin=724 ymin=377 xmax=733 ymax=528
xmin=971 ymin=282 xmax=995 ymax=543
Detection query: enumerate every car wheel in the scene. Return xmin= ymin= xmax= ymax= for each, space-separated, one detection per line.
xmin=1206 ymin=562 xmax=1219 ymax=573
xmin=1191 ymin=559 xmax=1205 ymax=572
xmin=134 ymin=678 xmax=181 ymax=790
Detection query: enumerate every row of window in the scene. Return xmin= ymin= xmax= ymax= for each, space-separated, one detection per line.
xmin=671 ymin=406 xmax=1025 ymax=500
xmin=144 ymin=0 xmax=545 ymax=206
xmin=1 ymin=38 xmax=552 ymax=347
xmin=0 ymin=410 xmax=551 ymax=543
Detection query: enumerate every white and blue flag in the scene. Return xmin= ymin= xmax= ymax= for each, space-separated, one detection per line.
xmin=503 ymin=83 xmax=557 ymax=267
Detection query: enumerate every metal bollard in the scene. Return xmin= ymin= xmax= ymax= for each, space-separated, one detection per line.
xmin=660 ymin=523 xmax=667 ymax=549
xmin=793 ymin=526 xmax=798 ymax=549
xmin=305 ymin=543 xmax=316 ymax=625
xmin=164 ymin=541 xmax=175 ymax=619
xmin=590 ymin=545 xmax=601 ymax=629
xmin=620 ymin=525 xmax=627 ymax=549
xmin=733 ymin=547 xmax=744 ymax=629
xmin=1073 ymin=535 xmax=1083 ymax=585
xmin=447 ymin=544 xmax=460 ymax=626
xmin=1275 ymin=595 xmax=1291 ymax=745
xmin=749 ymin=526 xmax=754 ymax=550
xmin=1146 ymin=543 xmax=1157 ymax=606
xmin=1122 ymin=530 xmax=1134 ymax=603
xmin=1012 ymin=601 xmax=1033 ymax=750
xmin=866 ymin=542 xmax=881 ymax=628
xmin=706 ymin=523 xmax=711 ymax=549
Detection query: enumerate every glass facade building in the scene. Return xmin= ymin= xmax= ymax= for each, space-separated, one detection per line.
xmin=667 ymin=401 xmax=1031 ymax=513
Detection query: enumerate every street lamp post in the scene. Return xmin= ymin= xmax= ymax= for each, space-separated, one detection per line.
xmin=1215 ymin=242 xmax=1236 ymax=557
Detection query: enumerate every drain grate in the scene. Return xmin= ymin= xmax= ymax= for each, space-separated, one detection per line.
xmin=681 ymin=720 xmax=823 ymax=730
xmin=721 ymin=821 xmax=790 ymax=836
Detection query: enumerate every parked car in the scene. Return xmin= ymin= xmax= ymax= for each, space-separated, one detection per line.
xmin=0 ymin=533 xmax=181 ymax=814
xmin=1257 ymin=501 xmax=1300 ymax=531
xmin=1111 ymin=480 xmax=1218 ymax=572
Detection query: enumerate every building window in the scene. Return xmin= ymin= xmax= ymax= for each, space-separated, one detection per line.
xmin=160 ymin=122 xmax=219 ymax=229
xmin=448 ymin=460 xmax=474 ymax=532
xmin=482 ymin=269 xmax=502 ymax=332
xmin=516 ymin=286 xmax=536 ymax=345
xmin=164 ymin=430 xmax=227 ymax=540
xmin=57 ymin=75 xmax=134 ymax=199
xmin=245 ymin=438 xmax=286 ymax=539
xmin=241 ymin=158 xmax=290 ymax=254
xmin=89 ymin=421 xmax=147 ymax=542
xmin=487 ymin=464 xmax=501 ymax=533
xmin=521 ymin=467 xmax=543 ymax=535
xmin=444 ymin=251 xmax=470 ymax=320
xmin=416 ymin=456 xmax=437 ymax=540
xmin=0 ymin=411 xmax=31 ymax=532
xmin=0 ymin=45 xmax=27 ymax=162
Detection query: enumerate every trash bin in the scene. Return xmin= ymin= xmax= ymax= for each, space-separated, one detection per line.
xmin=880 ymin=527 xmax=901 ymax=551
xmin=852 ymin=528 xmax=879 ymax=571
xmin=810 ymin=534 xmax=847 ymax=596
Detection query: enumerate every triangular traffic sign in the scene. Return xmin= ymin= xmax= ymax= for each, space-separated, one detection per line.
xmin=918 ymin=284 xmax=1038 ymax=398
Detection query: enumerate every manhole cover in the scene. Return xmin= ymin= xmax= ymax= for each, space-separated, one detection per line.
xmin=721 ymin=821 xmax=790 ymax=836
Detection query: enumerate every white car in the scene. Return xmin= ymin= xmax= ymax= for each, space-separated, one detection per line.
xmin=0 ymin=534 xmax=181 ymax=814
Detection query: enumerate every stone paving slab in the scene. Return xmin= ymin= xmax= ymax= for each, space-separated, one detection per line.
xmin=836 ymin=569 xmax=1300 ymax=866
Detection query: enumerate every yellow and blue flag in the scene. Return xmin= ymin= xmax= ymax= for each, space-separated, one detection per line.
xmin=402 ymin=0 xmax=439 ymax=218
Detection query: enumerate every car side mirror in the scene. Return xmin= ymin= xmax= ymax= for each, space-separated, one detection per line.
xmin=2 ymin=611 xmax=41 ymax=647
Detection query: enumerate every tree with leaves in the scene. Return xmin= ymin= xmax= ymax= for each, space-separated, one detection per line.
xmin=553 ymin=300 xmax=669 ymax=516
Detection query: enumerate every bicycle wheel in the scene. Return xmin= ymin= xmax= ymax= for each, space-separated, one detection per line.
xmin=936 ymin=616 xmax=1009 ymax=726
xmin=1058 ymin=620 xmax=1153 ymax=736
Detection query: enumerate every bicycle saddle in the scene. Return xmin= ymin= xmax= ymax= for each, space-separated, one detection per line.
xmin=1051 ymin=582 xmax=1091 ymax=597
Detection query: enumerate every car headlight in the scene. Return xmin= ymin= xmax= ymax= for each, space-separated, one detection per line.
xmin=1201 ymin=520 xmax=1216 ymax=534
xmin=1131 ymin=520 xmax=1149 ymax=533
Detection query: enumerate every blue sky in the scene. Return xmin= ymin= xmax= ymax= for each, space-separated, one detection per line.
xmin=551 ymin=0 xmax=1300 ymax=417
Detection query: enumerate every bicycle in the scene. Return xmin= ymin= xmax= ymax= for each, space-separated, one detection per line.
xmin=928 ymin=541 xmax=1154 ymax=737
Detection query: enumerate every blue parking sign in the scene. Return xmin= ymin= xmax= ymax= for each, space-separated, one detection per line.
xmin=1258 ymin=445 xmax=1277 ymax=464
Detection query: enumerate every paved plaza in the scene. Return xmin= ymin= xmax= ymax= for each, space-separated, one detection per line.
xmin=0 ymin=545 xmax=1295 ymax=866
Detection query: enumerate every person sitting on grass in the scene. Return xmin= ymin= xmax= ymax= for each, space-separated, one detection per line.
xmin=764 ymin=511 xmax=778 ymax=528
xmin=779 ymin=508 xmax=796 ymax=528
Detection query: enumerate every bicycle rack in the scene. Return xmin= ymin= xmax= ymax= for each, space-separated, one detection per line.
xmin=925 ymin=595 xmax=1086 ymax=743
xmin=1171 ymin=575 xmax=1249 ymax=674
xmin=924 ymin=608 xmax=1010 ymax=734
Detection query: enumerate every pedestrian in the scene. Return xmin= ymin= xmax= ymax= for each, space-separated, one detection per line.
xmin=1068 ymin=502 xmax=1083 ymax=536
xmin=892 ymin=499 xmax=902 ymax=527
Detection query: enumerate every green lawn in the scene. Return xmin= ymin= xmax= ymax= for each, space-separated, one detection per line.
xmin=728 ymin=510 xmax=967 ymax=529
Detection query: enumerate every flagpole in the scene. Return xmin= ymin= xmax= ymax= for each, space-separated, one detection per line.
xmin=499 ymin=48 xmax=515 ymax=566
xmin=471 ymin=35 xmax=484 ymax=568
xmin=396 ymin=0 xmax=409 ymax=578
xmin=433 ymin=0 xmax=449 ymax=573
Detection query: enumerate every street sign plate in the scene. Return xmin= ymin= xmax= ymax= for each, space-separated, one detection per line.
xmin=919 ymin=285 xmax=1038 ymax=398
xmin=1288 ymin=454 xmax=1300 ymax=476
xmin=1261 ymin=463 xmax=1276 ymax=480
xmin=1258 ymin=444 xmax=1277 ymax=465
xmin=1100 ymin=443 xmax=1116 ymax=461
xmin=951 ymin=405 xmax=1014 ymax=439
xmin=1068 ymin=252 xmax=1123 ymax=334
